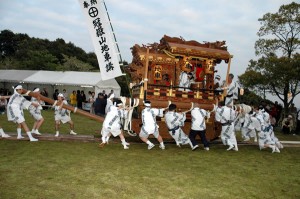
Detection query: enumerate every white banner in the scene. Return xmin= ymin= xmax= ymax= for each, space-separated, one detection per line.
xmin=78 ymin=0 xmax=122 ymax=80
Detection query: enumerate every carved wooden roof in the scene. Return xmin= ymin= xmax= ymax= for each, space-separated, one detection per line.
xmin=159 ymin=35 xmax=231 ymax=60
xmin=130 ymin=35 xmax=232 ymax=64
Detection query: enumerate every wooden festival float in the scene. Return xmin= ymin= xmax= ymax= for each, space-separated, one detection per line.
xmin=21 ymin=35 xmax=233 ymax=142
xmin=126 ymin=35 xmax=233 ymax=141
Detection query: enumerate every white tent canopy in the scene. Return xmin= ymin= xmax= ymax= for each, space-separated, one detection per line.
xmin=0 ymin=70 xmax=121 ymax=97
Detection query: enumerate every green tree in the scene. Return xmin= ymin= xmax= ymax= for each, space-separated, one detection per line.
xmin=57 ymin=54 xmax=94 ymax=71
xmin=0 ymin=30 xmax=18 ymax=63
xmin=239 ymin=2 xmax=300 ymax=115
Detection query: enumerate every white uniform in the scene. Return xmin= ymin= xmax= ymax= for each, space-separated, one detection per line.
xmin=178 ymin=71 xmax=191 ymax=91
xmin=29 ymin=97 xmax=43 ymax=120
xmin=7 ymin=91 xmax=31 ymax=123
xmin=164 ymin=111 xmax=191 ymax=146
xmin=101 ymin=106 xmax=128 ymax=137
xmin=241 ymin=113 xmax=257 ymax=141
xmin=54 ymin=100 xmax=71 ymax=124
xmin=215 ymin=106 xmax=238 ymax=150
xmin=225 ymin=81 xmax=237 ymax=107
xmin=139 ymin=107 xmax=164 ymax=138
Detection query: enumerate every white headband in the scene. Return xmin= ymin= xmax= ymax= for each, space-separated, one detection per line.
xmin=144 ymin=103 xmax=151 ymax=107
xmin=15 ymin=85 xmax=22 ymax=90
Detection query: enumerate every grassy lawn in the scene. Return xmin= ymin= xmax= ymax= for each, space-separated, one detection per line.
xmin=0 ymin=109 xmax=300 ymax=198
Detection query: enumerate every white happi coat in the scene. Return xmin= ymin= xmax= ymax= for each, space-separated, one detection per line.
xmin=225 ymin=81 xmax=237 ymax=107
xmin=191 ymin=107 xmax=209 ymax=131
xmin=164 ymin=111 xmax=190 ymax=145
xmin=140 ymin=107 xmax=164 ymax=135
xmin=102 ymin=106 xmax=128 ymax=137
xmin=54 ymin=100 xmax=71 ymax=124
xmin=255 ymin=110 xmax=275 ymax=149
xmin=7 ymin=91 xmax=32 ymax=123
xmin=241 ymin=113 xmax=257 ymax=140
xmin=215 ymin=106 xmax=238 ymax=147
xmin=29 ymin=96 xmax=43 ymax=120
xmin=178 ymin=71 xmax=191 ymax=91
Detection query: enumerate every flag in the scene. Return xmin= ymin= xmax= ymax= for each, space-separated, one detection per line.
xmin=78 ymin=0 xmax=122 ymax=80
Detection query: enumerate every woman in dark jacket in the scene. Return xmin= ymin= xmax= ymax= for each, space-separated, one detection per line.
xmin=94 ymin=93 xmax=107 ymax=117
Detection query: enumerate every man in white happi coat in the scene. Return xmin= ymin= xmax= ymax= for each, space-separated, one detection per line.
xmin=252 ymin=105 xmax=280 ymax=153
xmin=28 ymin=88 xmax=44 ymax=135
xmin=215 ymin=101 xmax=238 ymax=151
xmin=259 ymin=106 xmax=282 ymax=150
xmin=99 ymin=99 xmax=130 ymax=149
xmin=189 ymin=103 xmax=210 ymax=151
xmin=178 ymin=71 xmax=193 ymax=91
xmin=164 ymin=103 xmax=193 ymax=148
xmin=241 ymin=111 xmax=258 ymax=142
xmin=7 ymin=85 xmax=39 ymax=141
xmin=234 ymin=104 xmax=257 ymax=142
xmin=54 ymin=93 xmax=77 ymax=137
xmin=0 ymin=95 xmax=11 ymax=138
xmin=139 ymin=100 xmax=166 ymax=150
xmin=224 ymin=73 xmax=238 ymax=107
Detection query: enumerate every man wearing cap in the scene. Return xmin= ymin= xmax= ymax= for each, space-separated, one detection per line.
xmin=164 ymin=103 xmax=193 ymax=148
xmin=281 ymin=115 xmax=294 ymax=134
xmin=54 ymin=93 xmax=76 ymax=137
xmin=189 ymin=103 xmax=210 ymax=151
xmin=7 ymin=85 xmax=39 ymax=141
xmin=139 ymin=100 xmax=166 ymax=150
xmin=28 ymin=88 xmax=44 ymax=135
xmin=99 ymin=99 xmax=130 ymax=149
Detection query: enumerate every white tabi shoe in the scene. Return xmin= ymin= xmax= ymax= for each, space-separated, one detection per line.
xmin=33 ymin=130 xmax=41 ymax=135
xmin=148 ymin=143 xmax=155 ymax=150
xmin=227 ymin=145 xmax=235 ymax=151
xmin=17 ymin=135 xmax=25 ymax=139
xmin=29 ymin=137 xmax=39 ymax=142
xmin=70 ymin=131 xmax=77 ymax=135
xmin=2 ymin=134 xmax=11 ymax=138
xmin=159 ymin=145 xmax=165 ymax=150
xmin=192 ymin=145 xmax=199 ymax=151
xmin=204 ymin=147 xmax=210 ymax=151
xmin=99 ymin=142 xmax=106 ymax=148
xmin=123 ymin=145 xmax=129 ymax=149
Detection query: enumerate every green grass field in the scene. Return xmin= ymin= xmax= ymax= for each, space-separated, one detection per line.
xmin=0 ymin=109 xmax=300 ymax=199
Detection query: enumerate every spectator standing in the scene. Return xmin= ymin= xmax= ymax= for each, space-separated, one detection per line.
xmin=81 ymin=90 xmax=86 ymax=103
xmin=102 ymin=90 xmax=108 ymax=99
xmin=70 ymin=90 xmax=77 ymax=107
xmin=0 ymin=95 xmax=10 ymax=138
xmin=53 ymin=89 xmax=59 ymax=100
xmin=62 ymin=89 xmax=69 ymax=102
xmin=76 ymin=90 xmax=83 ymax=109
xmin=94 ymin=93 xmax=107 ymax=117
xmin=281 ymin=115 xmax=294 ymax=134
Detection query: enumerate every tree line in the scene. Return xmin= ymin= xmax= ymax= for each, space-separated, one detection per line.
xmin=0 ymin=29 xmax=98 ymax=71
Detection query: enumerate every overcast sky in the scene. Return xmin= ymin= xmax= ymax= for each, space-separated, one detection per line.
xmin=0 ymin=0 xmax=298 ymax=105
